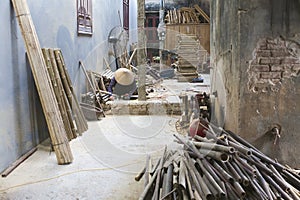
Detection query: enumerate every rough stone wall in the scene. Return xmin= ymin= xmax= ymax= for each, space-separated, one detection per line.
xmin=211 ymin=0 xmax=300 ymax=167
xmin=109 ymin=101 xmax=181 ymax=115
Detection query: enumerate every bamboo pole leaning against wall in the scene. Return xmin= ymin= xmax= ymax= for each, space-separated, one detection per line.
xmin=42 ymin=48 xmax=89 ymax=138
xmin=54 ymin=50 xmax=88 ymax=134
xmin=11 ymin=0 xmax=73 ymax=164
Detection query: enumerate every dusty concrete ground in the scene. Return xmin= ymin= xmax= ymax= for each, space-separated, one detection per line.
xmin=0 ymin=76 xmax=210 ymax=200
xmin=0 ymin=115 xmax=182 ymax=200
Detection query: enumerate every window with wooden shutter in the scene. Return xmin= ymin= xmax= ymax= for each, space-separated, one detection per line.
xmin=77 ymin=0 xmax=93 ymax=35
xmin=123 ymin=0 xmax=129 ymax=30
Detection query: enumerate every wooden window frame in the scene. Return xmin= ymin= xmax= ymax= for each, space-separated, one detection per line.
xmin=123 ymin=0 xmax=129 ymax=31
xmin=77 ymin=0 xmax=93 ymax=36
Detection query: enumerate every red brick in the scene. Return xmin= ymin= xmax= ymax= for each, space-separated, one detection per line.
xmin=250 ymin=59 xmax=259 ymax=65
xmin=266 ymin=39 xmax=277 ymax=45
xmin=260 ymin=72 xmax=282 ymax=79
xmin=282 ymin=71 xmax=292 ymax=78
xmin=260 ymin=58 xmax=281 ymax=65
xmin=271 ymin=50 xmax=290 ymax=57
xmin=267 ymin=43 xmax=280 ymax=50
xmin=251 ymin=65 xmax=270 ymax=72
xmin=271 ymin=65 xmax=284 ymax=71
xmin=256 ymin=50 xmax=271 ymax=57
xmin=281 ymin=57 xmax=300 ymax=64
xmin=259 ymin=45 xmax=268 ymax=50
xmin=293 ymin=64 xmax=300 ymax=71
xmin=271 ymin=79 xmax=281 ymax=84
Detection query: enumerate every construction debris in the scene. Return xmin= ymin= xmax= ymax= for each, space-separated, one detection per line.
xmin=165 ymin=5 xmax=210 ymax=24
xmin=136 ymin=128 xmax=300 ymax=200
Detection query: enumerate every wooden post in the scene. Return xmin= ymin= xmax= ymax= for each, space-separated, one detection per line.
xmin=11 ymin=0 xmax=73 ymax=164
xmin=137 ymin=0 xmax=147 ymax=101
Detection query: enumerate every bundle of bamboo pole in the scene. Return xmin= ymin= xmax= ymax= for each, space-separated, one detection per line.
xmin=42 ymin=48 xmax=88 ymax=140
xmin=137 ymin=131 xmax=300 ymax=199
xmin=11 ymin=0 xmax=73 ymax=164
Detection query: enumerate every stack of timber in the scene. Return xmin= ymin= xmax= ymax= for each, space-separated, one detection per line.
xmin=176 ymin=35 xmax=200 ymax=82
xmin=42 ymin=48 xmax=88 ymax=139
xmin=165 ymin=5 xmax=210 ymax=24
xmin=11 ymin=0 xmax=73 ymax=164
xmin=137 ymin=131 xmax=300 ymax=200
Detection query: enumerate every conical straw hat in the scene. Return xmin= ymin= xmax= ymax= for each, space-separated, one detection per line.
xmin=114 ymin=68 xmax=135 ymax=85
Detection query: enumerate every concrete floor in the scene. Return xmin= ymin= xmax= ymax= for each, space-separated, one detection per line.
xmin=0 ymin=116 xmax=182 ymax=200
xmin=0 ymin=76 xmax=210 ymax=200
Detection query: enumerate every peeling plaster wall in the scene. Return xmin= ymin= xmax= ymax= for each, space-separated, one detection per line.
xmin=211 ymin=0 xmax=300 ymax=167
xmin=0 ymin=0 xmax=137 ymax=172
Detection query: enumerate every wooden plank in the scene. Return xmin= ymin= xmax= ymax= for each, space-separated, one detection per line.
xmin=194 ymin=4 xmax=210 ymax=23
xmin=1 ymin=148 xmax=37 ymax=177
xmin=11 ymin=0 xmax=73 ymax=164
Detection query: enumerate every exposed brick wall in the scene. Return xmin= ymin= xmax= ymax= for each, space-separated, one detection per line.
xmin=248 ymin=37 xmax=300 ymax=93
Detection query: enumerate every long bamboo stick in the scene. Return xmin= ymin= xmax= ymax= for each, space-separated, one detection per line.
xmin=47 ymin=48 xmax=75 ymax=140
xmin=11 ymin=0 xmax=73 ymax=164
xmin=55 ymin=50 xmax=88 ymax=134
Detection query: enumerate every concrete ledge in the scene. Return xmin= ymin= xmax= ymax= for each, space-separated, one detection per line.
xmin=107 ymin=100 xmax=182 ymax=115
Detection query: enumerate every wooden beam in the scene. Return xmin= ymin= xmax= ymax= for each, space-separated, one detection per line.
xmin=11 ymin=0 xmax=73 ymax=164
xmin=194 ymin=4 xmax=210 ymax=23
xmin=1 ymin=148 xmax=37 ymax=177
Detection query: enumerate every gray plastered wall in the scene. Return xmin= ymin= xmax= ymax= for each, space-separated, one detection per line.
xmin=0 ymin=0 xmax=137 ymax=172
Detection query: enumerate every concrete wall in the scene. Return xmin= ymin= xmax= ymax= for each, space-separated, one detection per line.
xmin=211 ymin=0 xmax=300 ymax=167
xmin=0 ymin=0 xmax=137 ymax=173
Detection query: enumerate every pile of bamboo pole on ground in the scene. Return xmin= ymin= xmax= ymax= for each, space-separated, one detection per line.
xmin=136 ymin=131 xmax=300 ymax=199
xmin=165 ymin=5 xmax=210 ymax=25
xmin=42 ymin=48 xmax=88 ymax=140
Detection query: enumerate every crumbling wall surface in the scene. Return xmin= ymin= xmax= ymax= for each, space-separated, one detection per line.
xmin=211 ymin=0 xmax=300 ymax=167
xmin=210 ymin=0 xmax=240 ymax=132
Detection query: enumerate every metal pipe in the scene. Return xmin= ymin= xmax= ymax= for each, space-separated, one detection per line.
xmin=144 ymin=155 xmax=151 ymax=187
xmin=262 ymin=172 xmax=293 ymax=200
xmin=282 ymin=169 xmax=300 ymax=191
xmin=199 ymin=149 xmax=229 ymax=162
xmin=228 ymin=140 xmax=252 ymax=156
xmin=178 ymin=160 xmax=187 ymax=191
xmin=226 ymin=161 xmax=242 ymax=183
xmin=193 ymin=135 xmax=214 ymax=143
xmin=182 ymin=158 xmax=204 ymax=199
xmin=252 ymin=178 xmax=269 ymax=199
xmin=252 ymin=165 xmax=273 ymax=200
xmin=225 ymin=182 xmax=239 ymax=200
xmin=166 ymin=163 xmax=174 ymax=194
xmin=231 ymin=159 xmax=250 ymax=186
xmin=239 ymin=153 xmax=272 ymax=175
xmin=185 ymin=167 xmax=196 ymax=200
xmin=203 ymin=175 xmax=218 ymax=198
xmin=233 ymin=181 xmax=246 ymax=198
xmin=152 ymin=146 xmax=167 ymax=200
xmin=234 ymin=155 xmax=257 ymax=177
xmin=226 ymin=130 xmax=285 ymax=172
xmin=139 ymin=163 xmax=159 ymax=200
xmin=185 ymin=154 xmax=213 ymax=200
xmin=212 ymin=161 xmax=234 ymax=183
xmin=193 ymin=141 xmax=235 ymax=154
xmin=135 ymin=166 xmax=146 ymax=182
xmin=196 ymin=159 xmax=225 ymax=197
